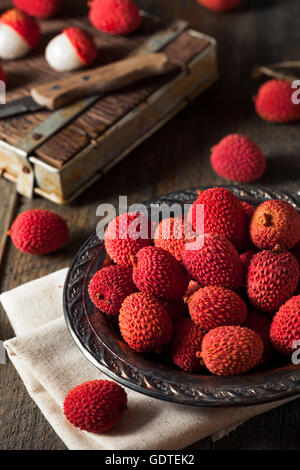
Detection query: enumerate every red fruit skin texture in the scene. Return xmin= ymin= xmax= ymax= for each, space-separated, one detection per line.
xmin=89 ymin=0 xmax=141 ymax=35
xmin=10 ymin=209 xmax=68 ymax=255
xmin=119 ymin=292 xmax=173 ymax=352
xmin=270 ymin=295 xmax=300 ymax=356
xmin=154 ymin=217 xmax=186 ymax=262
xmin=188 ymin=286 xmax=247 ymax=333
xmin=0 ymin=66 xmax=6 ymax=85
xmin=211 ymin=134 xmax=266 ymax=183
xmin=250 ymin=200 xmax=300 ymax=250
xmin=247 ymin=249 xmax=299 ymax=314
xmin=201 ymin=326 xmax=264 ymax=376
xmin=171 ymin=318 xmax=205 ymax=372
xmin=13 ymin=0 xmax=61 ymax=18
xmin=63 ymin=380 xmax=127 ymax=433
xmin=88 ymin=265 xmax=136 ymax=316
xmin=104 ymin=212 xmax=152 ymax=267
xmin=1 ymin=9 xmax=41 ymax=48
xmin=254 ymin=79 xmax=300 ymax=123
xmin=132 ymin=246 xmax=188 ymax=301
xmin=181 ymin=233 xmax=244 ymax=290
xmin=64 ymin=27 xmax=97 ymax=66
xmin=245 ymin=310 xmax=274 ymax=363
xmin=188 ymin=187 xmax=247 ymax=251
xmin=197 ymin=0 xmax=241 ymax=12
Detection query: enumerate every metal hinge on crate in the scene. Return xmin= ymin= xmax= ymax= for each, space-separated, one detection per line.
xmin=0 ymin=18 xmax=188 ymax=199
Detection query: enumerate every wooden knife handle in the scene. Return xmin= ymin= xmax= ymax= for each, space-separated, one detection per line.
xmin=31 ymin=53 xmax=170 ymax=110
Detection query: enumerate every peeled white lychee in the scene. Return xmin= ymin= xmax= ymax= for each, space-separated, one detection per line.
xmin=46 ymin=27 xmax=97 ymax=72
xmin=0 ymin=9 xmax=41 ymax=60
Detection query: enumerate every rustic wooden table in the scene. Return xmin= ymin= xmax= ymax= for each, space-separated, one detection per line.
xmin=1 ymin=0 xmax=300 ymax=450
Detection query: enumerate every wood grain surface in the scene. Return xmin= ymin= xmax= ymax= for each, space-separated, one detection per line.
xmin=1 ymin=0 xmax=300 ymax=450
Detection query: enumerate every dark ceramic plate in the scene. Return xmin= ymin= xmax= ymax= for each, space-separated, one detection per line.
xmin=64 ymin=185 xmax=300 ymax=407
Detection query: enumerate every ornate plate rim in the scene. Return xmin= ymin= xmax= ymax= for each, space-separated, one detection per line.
xmin=63 ymin=185 xmax=300 ymax=407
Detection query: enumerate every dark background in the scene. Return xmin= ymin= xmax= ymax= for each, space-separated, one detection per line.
xmin=1 ymin=0 xmax=300 ymax=450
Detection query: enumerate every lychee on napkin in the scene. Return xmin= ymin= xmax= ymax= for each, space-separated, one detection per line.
xmin=1 ymin=269 xmax=298 ymax=450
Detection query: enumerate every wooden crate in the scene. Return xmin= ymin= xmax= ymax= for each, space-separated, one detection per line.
xmin=0 ymin=2 xmax=218 ymax=203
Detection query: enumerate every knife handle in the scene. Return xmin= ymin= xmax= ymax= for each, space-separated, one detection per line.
xmin=31 ymin=53 xmax=170 ymax=110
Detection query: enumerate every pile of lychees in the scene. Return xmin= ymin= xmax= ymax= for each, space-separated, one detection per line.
xmin=89 ymin=187 xmax=300 ymax=377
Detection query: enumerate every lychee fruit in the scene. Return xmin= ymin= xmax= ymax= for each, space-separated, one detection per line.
xmin=188 ymin=187 xmax=247 ymax=251
xmin=132 ymin=246 xmax=188 ymax=301
xmin=88 ymin=265 xmax=136 ymax=316
xmin=245 ymin=309 xmax=274 ymax=363
xmin=63 ymin=380 xmax=127 ymax=432
xmin=89 ymin=0 xmax=141 ymax=36
xmin=0 ymin=9 xmax=41 ymax=59
xmin=211 ymin=134 xmax=266 ymax=183
xmin=247 ymin=248 xmax=299 ymax=314
xmin=250 ymin=200 xmax=300 ymax=250
xmin=188 ymin=286 xmax=247 ymax=333
xmin=170 ymin=318 xmax=205 ymax=372
xmin=13 ymin=0 xmax=61 ymax=19
xmin=119 ymin=292 xmax=173 ymax=352
xmin=254 ymin=79 xmax=300 ymax=123
xmin=200 ymin=326 xmax=264 ymax=376
xmin=9 ymin=209 xmax=68 ymax=255
xmin=181 ymin=233 xmax=244 ymax=290
xmin=104 ymin=212 xmax=152 ymax=267
xmin=270 ymin=295 xmax=300 ymax=356
xmin=197 ymin=0 xmax=241 ymax=12
xmin=154 ymin=217 xmax=187 ymax=262
xmin=46 ymin=27 xmax=97 ymax=72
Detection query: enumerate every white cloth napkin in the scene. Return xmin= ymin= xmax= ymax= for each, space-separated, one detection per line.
xmin=1 ymin=269 xmax=298 ymax=450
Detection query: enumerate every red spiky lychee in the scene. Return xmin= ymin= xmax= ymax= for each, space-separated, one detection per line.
xmin=211 ymin=134 xmax=266 ymax=183
xmin=9 ymin=209 xmax=69 ymax=255
xmin=250 ymin=200 xmax=300 ymax=250
xmin=88 ymin=265 xmax=136 ymax=316
xmin=247 ymin=248 xmax=299 ymax=314
xmin=188 ymin=187 xmax=247 ymax=251
xmin=46 ymin=27 xmax=98 ymax=72
xmin=104 ymin=212 xmax=152 ymax=267
xmin=119 ymin=292 xmax=173 ymax=352
xmin=170 ymin=318 xmax=205 ymax=372
xmin=132 ymin=246 xmax=188 ymax=301
xmin=270 ymin=295 xmax=300 ymax=356
xmin=188 ymin=286 xmax=247 ymax=333
xmin=197 ymin=0 xmax=241 ymax=12
xmin=181 ymin=233 xmax=244 ymax=290
xmin=0 ymin=9 xmax=41 ymax=59
xmin=89 ymin=0 xmax=141 ymax=35
xmin=154 ymin=217 xmax=187 ymax=262
xmin=245 ymin=309 xmax=274 ymax=363
xmin=63 ymin=380 xmax=127 ymax=432
xmin=254 ymin=79 xmax=300 ymax=123
xmin=13 ymin=0 xmax=61 ymax=19
xmin=200 ymin=326 xmax=264 ymax=376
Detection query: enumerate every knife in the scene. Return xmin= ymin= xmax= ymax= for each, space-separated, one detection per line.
xmin=0 ymin=53 xmax=170 ymax=119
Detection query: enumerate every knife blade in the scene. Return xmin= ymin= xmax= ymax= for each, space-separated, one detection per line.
xmin=0 ymin=52 xmax=171 ymax=119
xmin=0 ymin=95 xmax=43 ymax=119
